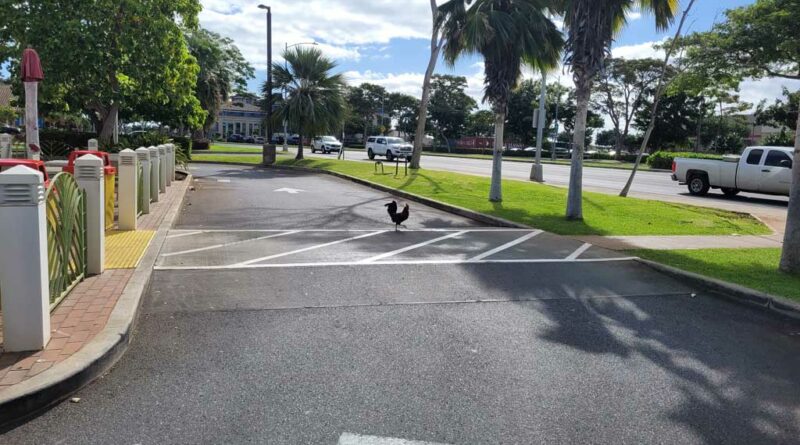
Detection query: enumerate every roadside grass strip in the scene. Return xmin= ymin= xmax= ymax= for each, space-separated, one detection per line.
xmin=630 ymin=248 xmax=800 ymax=302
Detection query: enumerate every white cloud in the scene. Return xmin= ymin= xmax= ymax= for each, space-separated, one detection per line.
xmin=611 ymin=40 xmax=665 ymax=60
xmin=199 ymin=0 xmax=433 ymax=70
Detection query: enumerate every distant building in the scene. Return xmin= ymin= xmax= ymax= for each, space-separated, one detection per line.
xmin=212 ymin=95 xmax=266 ymax=138
xmin=738 ymin=114 xmax=787 ymax=145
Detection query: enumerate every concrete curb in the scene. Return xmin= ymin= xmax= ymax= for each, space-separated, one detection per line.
xmin=0 ymin=175 xmax=192 ymax=429
xmin=268 ymin=164 xmax=530 ymax=229
xmin=635 ymin=258 xmax=800 ymax=321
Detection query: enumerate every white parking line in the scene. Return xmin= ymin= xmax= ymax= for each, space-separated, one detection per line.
xmin=154 ymin=257 xmax=638 ymax=271
xmin=566 ymin=243 xmax=593 ymax=260
xmin=468 ymin=230 xmax=543 ymax=262
xmin=165 ymin=228 xmax=526 ymax=233
xmin=166 ymin=231 xmax=204 ymax=239
xmin=232 ymin=230 xmax=387 ymax=267
xmin=359 ymin=231 xmax=468 ymax=263
xmin=161 ymin=231 xmax=300 ymax=257
xmin=338 ymin=432 xmax=450 ymax=445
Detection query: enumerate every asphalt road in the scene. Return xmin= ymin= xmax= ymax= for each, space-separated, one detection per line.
xmin=3 ymin=164 xmax=799 ymax=445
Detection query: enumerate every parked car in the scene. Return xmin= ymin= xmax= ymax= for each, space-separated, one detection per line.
xmin=254 ymin=136 xmax=265 ymax=144
xmin=672 ymin=146 xmax=793 ymax=197
xmin=227 ymin=134 xmax=244 ymax=143
xmin=0 ymin=126 xmax=21 ymax=135
xmin=271 ymin=134 xmax=285 ymax=144
xmin=311 ymin=136 xmax=343 ymax=154
xmin=366 ymin=136 xmax=413 ymax=161
xmin=243 ymin=135 xmax=256 ymax=144
xmin=288 ymin=134 xmax=300 ymax=145
xmin=0 ymin=159 xmax=50 ymax=188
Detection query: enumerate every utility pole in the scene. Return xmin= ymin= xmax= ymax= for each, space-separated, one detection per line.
xmin=530 ymin=74 xmax=547 ymax=182
xmin=258 ymin=5 xmax=273 ymax=141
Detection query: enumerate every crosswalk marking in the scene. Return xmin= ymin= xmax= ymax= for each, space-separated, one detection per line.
xmin=232 ymin=230 xmax=387 ymax=267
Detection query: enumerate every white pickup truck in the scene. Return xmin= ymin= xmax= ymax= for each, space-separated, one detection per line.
xmin=672 ymin=146 xmax=794 ymax=197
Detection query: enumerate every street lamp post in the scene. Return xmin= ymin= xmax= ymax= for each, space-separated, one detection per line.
xmin=258 ymin=5 xmax=272 ymax=143
xmin=530 ymin=73 xmax=547 ymax=182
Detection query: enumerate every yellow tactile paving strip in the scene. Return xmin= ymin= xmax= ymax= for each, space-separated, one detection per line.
xmin=105 ymin=230 xmax=156 ymax=269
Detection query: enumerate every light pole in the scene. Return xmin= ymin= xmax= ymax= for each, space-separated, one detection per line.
xmin=258 ymin=5 xmax=273 ymax=142
xmin=281 ymin=41 xmax=317 ymax=152
xmin=530 ymin=72 xmax=547 ymax=182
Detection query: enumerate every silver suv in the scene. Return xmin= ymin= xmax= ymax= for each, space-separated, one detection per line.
xmin=366 ymin=136 xmax=413 ymax=161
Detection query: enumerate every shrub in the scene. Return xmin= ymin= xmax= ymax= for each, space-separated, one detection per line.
xmin=647 ymin=151 xmax=724 ymax=169
xmin=192 ymin=139 xmax=210 ymax=151
xmin=172 ymin=136 xmax=193 ymax=162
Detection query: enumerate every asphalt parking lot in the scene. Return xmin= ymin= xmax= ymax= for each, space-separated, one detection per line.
xmin=3 ymin=163 xmax=799 ymax=445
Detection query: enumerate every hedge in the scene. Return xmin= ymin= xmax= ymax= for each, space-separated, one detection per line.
xmin=646 ymin=151 xmax=724 ymax=170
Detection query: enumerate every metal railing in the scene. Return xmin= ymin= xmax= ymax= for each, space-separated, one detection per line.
xmin=46 ymin=172 xmax=87 ymax=310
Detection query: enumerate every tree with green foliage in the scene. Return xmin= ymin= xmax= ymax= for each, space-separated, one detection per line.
xmin=271 ymin=47 xmax=346 ymax=160
xmin=187 ymin=28 xmax=254 ymax=139
xmin=439 ymin=0 xmax=562 ymax=202
xmin=346 ymin=83 xmax=388 ymax=141
xmin=385 ymin=93 xmax=421 ymax=138
xmin=465 ymin=110 xmax=495 ymax=137
xmin=676 ymin=0 xmax=800 ymax=274
xmin=2 ymin=0 xmax=204 ymax=144
xmin=554 ymin=0 xmax=678 ymax=219
xmin=756 ymin=88 xmax=799 ymax=133
xmin=0 ymin=105 xmax=16 ymax=126
xmin=592 ymin=58 xmax=664 ymax=158
xmin=634 ymin=91 xmax=702 ymax=151
xmin=428 ymin=74 xmax=476 ymax=146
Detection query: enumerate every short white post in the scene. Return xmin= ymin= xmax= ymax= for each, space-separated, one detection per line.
xmin=0 ymin=166 xmax=50 ymax=351
xmin=135 ymin=147 xmax=151 ymax=214
xmin=158 ymin=145 xmax=167 ymax=193
xmin=74 ymin=154 xmax=105 ymax=275
xmin=165 ymin=144 xmax=173 ymax=187
xmin=117 ymin=149 xmax=137 ymax=231
xmin=88 ymin=139 xmax=99 ymax=151
xmin=0 ymin=133 xmax=12 ymax=159
xmin=149 ymin=146 xmax=160 ymax=203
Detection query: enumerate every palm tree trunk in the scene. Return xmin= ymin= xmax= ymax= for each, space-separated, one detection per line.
xmin=566 ymin=78 xmax=590 ymax=220
xmin=779 ymin=109 xmax=800 ymax=275
xmin=296 ymin=123 xmax=304 ymax=160
xmin=489 ymin=111 xmax=505 ymax=202
xmin=411 ymin=2 xmax=444 ymax=170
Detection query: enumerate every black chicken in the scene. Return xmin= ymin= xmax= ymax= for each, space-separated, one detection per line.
xmin=385 ymin=200 xmax=410 ymax=231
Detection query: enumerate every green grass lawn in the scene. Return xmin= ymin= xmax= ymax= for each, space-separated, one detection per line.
xmin=631 ymin=248 xmax=800 ymax=302
xmin=191 ymin=154 xmax=768 ymax=237
xmin=203 ymin=143 xmax=265 ymax=153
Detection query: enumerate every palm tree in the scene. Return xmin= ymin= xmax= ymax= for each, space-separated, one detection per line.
xmin=554 ymin=0 xmax=678 ymax=219
xmin=270 ymin=47 xmax=346 ymax=160
xmin=439 ymin=0 xmax=562 ymax=202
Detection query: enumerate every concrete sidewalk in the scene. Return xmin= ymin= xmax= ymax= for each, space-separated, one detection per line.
xmin=576 ymin=233 xmax=784 ymax=251
xmin=0 ymin=174 xmax=189 ymax=423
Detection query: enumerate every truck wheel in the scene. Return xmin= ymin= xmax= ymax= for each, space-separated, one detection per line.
xmin=386 ymin=151 xmax=395 ymax=162
xmin=311 ymin=147 xmax=316 ymax=153
xmin=721 ymin=188 xmax=740 ymax=197
xmin=687 ymin=175 xmax=710 ymax=196
xmin=368 ymin=148 xmax=375 ymax=160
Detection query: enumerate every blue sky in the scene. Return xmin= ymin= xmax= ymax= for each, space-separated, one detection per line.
xmin=198 ymin=0 xmax=799 ymax=111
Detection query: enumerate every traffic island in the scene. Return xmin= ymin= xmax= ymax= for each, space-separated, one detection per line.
xmin=0 ymin=172 xmax=191 ymax=428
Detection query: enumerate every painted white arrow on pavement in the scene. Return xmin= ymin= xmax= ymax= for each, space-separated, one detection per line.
xmin=274 ymin=187 xmax=305 ymax=194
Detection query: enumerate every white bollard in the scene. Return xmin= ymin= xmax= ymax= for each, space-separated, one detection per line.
xmin=0 ymin=166 xmax=50 ymax=351
xmin=165 ymin=145 xmax=173 ymax=187
xmin=74 ymin=154 xmax=105 ymax=275
xmin=88 ymin=139 xmax=99 ymax=151
xmin=149 ymin=146 xmax=160 ymax=203
xmin=135 ymin=147 xmax=151 ymax=214
xmin=158 ymin=145 xmax=167 ymax=193
xmin=117 ymin=149 xmax=138 ymax=231
xmin=0 ymin=133 xmax=12 ymax=159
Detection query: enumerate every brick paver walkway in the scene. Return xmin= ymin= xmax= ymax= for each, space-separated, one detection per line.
xmin=0 ymin=175 xmax=188 ymax=390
